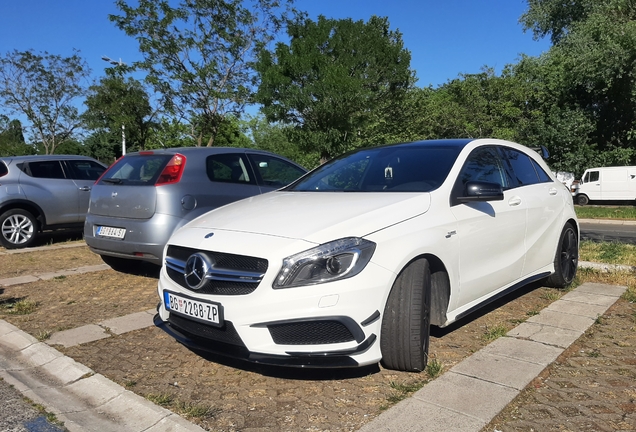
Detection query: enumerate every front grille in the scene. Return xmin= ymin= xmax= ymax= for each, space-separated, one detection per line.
xmin=268 ymin=320 xmax=356 ymax=345
xmin=168 ymin=314 xmax=245 ymax=347
xmin=165 ymin=245 xmax=268 ymax=295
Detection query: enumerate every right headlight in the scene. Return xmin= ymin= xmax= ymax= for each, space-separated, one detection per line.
xmin=273 ymin=237 xmax=376 ymax=289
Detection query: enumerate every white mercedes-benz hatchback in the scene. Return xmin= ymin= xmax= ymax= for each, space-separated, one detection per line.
xmin=155 ymin=138 xmax=579 ymax=372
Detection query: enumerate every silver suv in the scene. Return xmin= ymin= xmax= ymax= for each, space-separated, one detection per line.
xmin=83 ymin=147 xmax=307 ymax=270
xmin=0 ymin=155 xmax=107 ymax=249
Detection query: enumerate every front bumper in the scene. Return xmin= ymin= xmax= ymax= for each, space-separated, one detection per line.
xmin=155 ymin=260 xmax=394 ymax=368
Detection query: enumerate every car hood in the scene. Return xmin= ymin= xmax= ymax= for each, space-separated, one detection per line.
xmin=185 ymin=191 xmax=431 ymax=244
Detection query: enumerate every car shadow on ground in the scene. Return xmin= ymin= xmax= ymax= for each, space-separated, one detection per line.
xmin=31 ymin=230 xmax=84 ymax=247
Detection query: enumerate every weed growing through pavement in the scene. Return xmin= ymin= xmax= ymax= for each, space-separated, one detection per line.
xmin=540 ymin=290 xmax=562 ymax=301
xmin=146 ymin=393 xmax=173 ymax=406
xmin=36 ymin=330 xmax=51 ymax=341
xmin=385 ymin=380 xmax=426 ymax=405
xmin=587 ymin=349 xmax=601 ymax=358
xmin=123 ymin=380 xmax=137 ymax=388
xmin=426 ymin=358 xmax=443 ymax=378
xmin=483 ymin=324 xmax=507 ymax=341
xmin=54 ymin=275 xmax=66 ymax=280
xmin=175 ymin=400 xmax=220 ymax=419
xmin=24 ymin=397 xmax=64 ymax=427
xmin=3 ymin=299 xmax=38 ymax=315
xmin=526 ymin=310 xmax=540 ymax=317
xmin=622 ymin=286 xmax=636 ymax=303
xmin=595 ymin=315 xmax=604 ymax=325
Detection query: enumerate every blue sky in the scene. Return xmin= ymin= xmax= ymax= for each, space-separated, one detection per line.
xmin=0 ymin=0 xmax=550 ymax=89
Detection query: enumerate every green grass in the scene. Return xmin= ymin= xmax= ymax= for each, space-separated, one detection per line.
xmin=575 ymin=206 xmax=636 ymax=220
xmin=482 ymin=324 xmax=508 ymax=341
xmin=580 ymin=240 xmax=636 ymax=266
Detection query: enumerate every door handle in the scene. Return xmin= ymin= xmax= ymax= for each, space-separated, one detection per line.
xmin=508 ymin=196 xmax=522 ymax=206
xmin=549 ymin=188 xmax=558 ymax=195
xmin=79 ymin=186 xmax=91 ymax=191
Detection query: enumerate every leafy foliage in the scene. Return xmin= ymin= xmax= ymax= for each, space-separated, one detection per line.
xmin=110 ymin=0 xmax=292 ymax=147
xmin=255 ymin=15 xmax=413 ymax=162
xmin=0 ymin=49 xmax=90 ymax=154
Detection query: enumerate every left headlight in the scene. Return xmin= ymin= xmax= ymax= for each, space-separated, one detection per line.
xmin=273 ymin=237 xmax=376 ymax=289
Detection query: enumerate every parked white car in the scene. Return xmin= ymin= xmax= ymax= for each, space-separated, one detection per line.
xmin=155 ymin=138 xmax=579 ymax=372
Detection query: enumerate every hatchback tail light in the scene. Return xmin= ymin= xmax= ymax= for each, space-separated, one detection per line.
xmin=156 ymin=154 xmax=186 ymax=186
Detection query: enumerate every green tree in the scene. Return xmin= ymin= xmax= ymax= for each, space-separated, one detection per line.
xmin=0 ymin=50 xmax=90 ymax=154
xmin=255 ymin=15 xmax=413 ymax=162
xmin=83 ymin=72 xmax=157 ymax=155
xmin=0 ymin=115 xmax=32 ymax=156
xmin=110 ymin=0 xmax=292 ymax=147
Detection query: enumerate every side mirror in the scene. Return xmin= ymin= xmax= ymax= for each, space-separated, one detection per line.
xmin=457 ymin=181 xmax=504 ymax=203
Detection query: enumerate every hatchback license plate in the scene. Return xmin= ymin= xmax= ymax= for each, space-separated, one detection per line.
xmin=164 ymin=291 xmax=223 ymax=326
xmin=96 ymin=226 xmax=126 ymax=239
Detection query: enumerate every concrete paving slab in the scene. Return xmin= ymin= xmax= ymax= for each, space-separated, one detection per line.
xmin=526 ymin=309 xmax=595 ymax=332
xmin=575 ymin=283 xmax=627 ymax=297
xmin=65 ymin=373 xmax=124 ymax=406
xmin=507 ymin=322 xmax=583 ymax=348
xmin=39 ymin=356 xmax=92 ymax=385
xmin=0 ymin=319 xmax=21 ymax=337
xmin=99 ymin=393 xmax=172 ymax=431
xmin=545 ymin=299 xmax=609 ymax=319
xmin=479 ymin=337 xmax=562 ymax=366
xmin=47 ymin=324 xmax=110 ymax=347
xmin=0 ymin=275 xmax=39 ymax=287
xmin=560 ymin=290 xmax=623 ymax=307
xmin=20 ymin=342 xmax=63 ymax=367
xmin=73 ymin=264 xmax=111 ymax=274
xmin=146 ymin=415 xmax=207 ymax=432
xmin=99 ymin=309 xmax=155 ymax=335
xmin=1 ymin=328 xmax=37 ymax=351
xmin=357 ymin=397 xmax=485 ymax=432
xmin=411 ymin=372 xmax=519 ymax=422
xmin=450 ymin=349 xmax=546 ymax=390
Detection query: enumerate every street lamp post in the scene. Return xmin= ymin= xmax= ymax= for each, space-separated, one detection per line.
xmin=101 ymin=55 xmax=126 ymax=156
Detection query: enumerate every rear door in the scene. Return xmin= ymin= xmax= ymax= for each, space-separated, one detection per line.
xmin=19 ymin=160 xmax=80 ymax=225
xmin=64 ymin=160 xmax=107 ymax=219
xmin=197 ymin=153 xmax=263 ymax=209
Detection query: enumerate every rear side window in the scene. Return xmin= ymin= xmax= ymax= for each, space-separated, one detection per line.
xmin=531 ymin=159 xmax=552 ymax=182
xmin=206 ymin=154 xmax=256 ymax=185
xmin=25 ymin=161 xmax=66 ymax=179
xmin=248 ymin=154 xmax=306 ymax=187
xmin=100 ymin=154 xmax=172 ymax=185
xmin=66 ymin=160 xmax=106 ymax=180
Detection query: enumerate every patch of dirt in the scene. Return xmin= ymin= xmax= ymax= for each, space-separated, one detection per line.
xmin=0 ymin=244 xmax=103 ymax=279
xmin=483 ymin=298 xmax=636 ymax=432
xmin=0 ymin=269 xmax=158 ymax=335
xmin=2 ymin=246 xmax=635 ymax=432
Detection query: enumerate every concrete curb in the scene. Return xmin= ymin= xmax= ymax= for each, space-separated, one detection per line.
xmin=0 ymin=320 xmax=205 ymax=432
xmin=358 ymin=282 xmax=626 ymax=432
xmin=0 ymin=264 xmax=111 ymax=287
xmin=0 ymin=242 xmax=86 ymax=256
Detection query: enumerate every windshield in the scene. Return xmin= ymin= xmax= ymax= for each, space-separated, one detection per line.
xmin=287 ymin=145 xmax=461 ymax=192
xmin=99 ymin=154 xmax=172 ymax=186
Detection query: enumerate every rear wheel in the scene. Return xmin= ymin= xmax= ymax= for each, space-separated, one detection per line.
xmin=0 ymin=209 xmax=38 ymax=249
xmin=380 ymin=258 xmax=431 ymax=372
xmin=577 ymin=194 xmax=589 ymax=206
xmin=545 ymin=223 xmax=578 ymax=288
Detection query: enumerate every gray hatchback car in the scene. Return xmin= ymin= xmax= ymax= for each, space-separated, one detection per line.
xmin=0 ymin=155 xmax=107 ymax=249
xmin=84 ymin=147 xmax=307 ymax=270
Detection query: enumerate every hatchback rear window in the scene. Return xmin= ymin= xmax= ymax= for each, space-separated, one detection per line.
xmin=99 ymin=154 xmax=172 ymax=186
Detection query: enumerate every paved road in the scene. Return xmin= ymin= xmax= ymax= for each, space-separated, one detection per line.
xmin=0 ymin=377 xmax=64 ymax=431
xmin=579 ymin=219 xmax=636 ymax=244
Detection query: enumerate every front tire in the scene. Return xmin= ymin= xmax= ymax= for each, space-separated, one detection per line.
xmin=577 ymin=194 xmax=589 ymax=206
xmin=545 ymin=223 xmax=578 ymax=288
xmin=0 ymin=209 xmax=38 ymax=249
xmin=380 ymin=258 xmax=431 ymax=372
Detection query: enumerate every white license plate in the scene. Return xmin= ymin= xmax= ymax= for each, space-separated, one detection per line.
xmin=96 ymin=226 xmax=126 ymax=239
xmin=163 ymin=291 xmax=223 ymax=326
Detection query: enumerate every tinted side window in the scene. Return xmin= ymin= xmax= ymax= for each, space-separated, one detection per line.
xmin=248 ymin=154 xmax=305 ymax=187
xmin=458 ymin=147 xmax=509 ymax=187
xmin=66 ymin=160 xmax=106 ymax=180
xmin=206 ymin=154 xmax=256 ymax=185
xmin=502 ymin=148 xmax=540 ymax=187
xmin=586 ymin=171 xmax=600 ymax=182
xmin=531 ymin=159 xmax=552 ymax=182
xmin=26 ymin=161 xmax=66 ymax=179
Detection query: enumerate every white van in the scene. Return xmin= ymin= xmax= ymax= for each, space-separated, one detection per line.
xmin=575 ymin=166 xmax=636 ymax=205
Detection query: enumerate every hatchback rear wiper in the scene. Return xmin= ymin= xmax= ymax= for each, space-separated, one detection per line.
xmin=102 ymin=178 xmax=123 ymax=184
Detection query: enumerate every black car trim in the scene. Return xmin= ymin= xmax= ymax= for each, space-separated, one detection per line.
xmin=251 ymin=315 xmax=365 ymax=344
xmin=454 ymin=272 xmax=551 ymax=323
xmin=154 ymin=314 xmax=362 ymax=368
xmin=360 ymin=310 xmax=381 ymax=327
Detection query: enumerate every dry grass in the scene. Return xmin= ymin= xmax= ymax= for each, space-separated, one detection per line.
xmin=0 ymin=245 xmax=104 ymax=279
